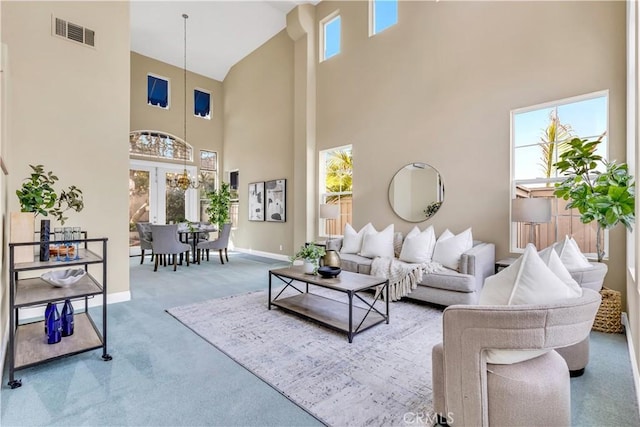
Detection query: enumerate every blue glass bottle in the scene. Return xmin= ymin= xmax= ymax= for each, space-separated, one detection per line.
xmin=46 ymin=304 xmax=62 ymax=344
xmin=44 ymin=303 xmax=54 ymax=335
xmin=61 ymin=299 xmax=74 ymax=337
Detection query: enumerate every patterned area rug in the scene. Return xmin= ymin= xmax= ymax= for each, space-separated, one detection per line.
xmin=167 ymin=287 xmax=443 ymax=426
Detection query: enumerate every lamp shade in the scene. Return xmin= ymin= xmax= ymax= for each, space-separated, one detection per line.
xmin=511 ymin=198 xmax=552 ymax=223
xmin=319 ymin=204 xmax=340 ymax=219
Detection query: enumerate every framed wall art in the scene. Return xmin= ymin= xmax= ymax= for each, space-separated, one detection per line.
xmin=248 ymin=181 xmax=264 ymax=221
xmin=265 ymin=179 xmax=286 ymax=222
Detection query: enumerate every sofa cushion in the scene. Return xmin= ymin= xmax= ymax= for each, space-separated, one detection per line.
xmin=419 ymin=268 xmax=475 ymax=293
xmin=339 ymin=253 xmax=373 ymax=275
xmin=360 ymin=224 xmax=395 ymax=259
xmin=554 ymin=235 xmax=591 ymax=270
xmin=399 ymin=226 xmax=436 ymax=264
xmin=432 ymin=228 xmax=473 ymax=271
xmin=340 ymin=223 xmax=374 ymax=254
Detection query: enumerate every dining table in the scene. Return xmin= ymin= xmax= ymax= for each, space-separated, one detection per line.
xmin=177 ymin=223 xmax=218 ymax=263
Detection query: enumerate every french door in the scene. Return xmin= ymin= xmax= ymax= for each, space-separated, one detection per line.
xmin=129 ymin=159 xmax=198 ymax=253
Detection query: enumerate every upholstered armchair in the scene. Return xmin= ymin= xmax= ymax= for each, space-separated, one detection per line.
xmin=196 ymin=223 xmax=231 ymax=264
xmin=432 ymin=289 xmax=601 ymax=426
xmin=150 ymin=224 xmax=191 ymax=271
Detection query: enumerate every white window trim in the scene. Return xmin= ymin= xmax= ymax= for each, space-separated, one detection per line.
xmin=509 ymin=90 xmax=610 ymax=259
xmin=194 ymin=87 xmax=211 ymax=120
xmin=319 ymin=11 xmax=341 ymax=63
xmin=369 ymin=0 xmax=397 ymax=37
xmin=147 ymin=73 xmax=170 ymax=110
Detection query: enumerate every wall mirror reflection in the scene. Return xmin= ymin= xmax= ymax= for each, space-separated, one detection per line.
xmin=388 ymin=162 xmax=444 ymax=222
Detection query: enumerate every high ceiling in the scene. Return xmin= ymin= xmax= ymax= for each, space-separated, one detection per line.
xmin=130 ymin=1 xmax=318 ymax=82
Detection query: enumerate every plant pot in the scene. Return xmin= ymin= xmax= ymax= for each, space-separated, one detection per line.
xmin=10 ymin=212 xmax=35 ymax=263
xmin=303 ymin=259 xmax=317 ymax=275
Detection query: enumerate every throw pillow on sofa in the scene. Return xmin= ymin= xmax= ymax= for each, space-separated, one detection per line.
xmin=479 ymin=244 xmax=582 ymax=364
xmin=538 ymin=246 xmax=583 ymax=292
xmin=554 ymin=235 xmax=592 ymax=270
xmin=432 ymin=228 xmax=473 ymax=271
xmin=399 ymin=225 xmax=436 ymax=264
xmin=360 ymin=224 xmax=395 ymax=259
xmin=340 ymin=223 xmax=374 ymax=254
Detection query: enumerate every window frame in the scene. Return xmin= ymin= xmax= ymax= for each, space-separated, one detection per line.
xmin=510 ymin=90 xmax=610 ymax=258
xmin=369 ymin=0 xmax=398 ymax=37
xmin=147 ymin=73 xmax=170 ymax=110
xmin=320 ymin=11 xmax=341 ymax=62
xmin=319 ymin=145 xmax=353 ymax=238
xmin=194 ymin=88 xmax=211 ymax=120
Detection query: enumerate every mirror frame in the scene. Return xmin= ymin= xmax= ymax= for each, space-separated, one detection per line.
xmin=388 ymin=162 xmax=444 ymax=223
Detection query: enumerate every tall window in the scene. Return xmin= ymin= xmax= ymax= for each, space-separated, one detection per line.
xmin=194 ymin=89 xmax=211 ymax=119
xmin=199 ymin=150 xmax=217 ymax=222
xmin=147 ymin=74 xmax=169 ymax=109
xmin=320 ymin=146 xmax=353 ymax=237
xmin=370 ymin=0 xmax=398 ymax=36
xmin=321 ymin=12 xmax=341 ymax=62
xmin=511 ymin=91 xmax=608 ymax=257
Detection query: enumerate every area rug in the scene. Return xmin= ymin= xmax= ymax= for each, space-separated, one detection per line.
xmin=167 ymin=287 xmax=444 ymax=426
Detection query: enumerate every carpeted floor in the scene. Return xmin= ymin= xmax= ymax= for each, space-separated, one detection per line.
xmin=168 ymin=287 xmax=442 ymax=426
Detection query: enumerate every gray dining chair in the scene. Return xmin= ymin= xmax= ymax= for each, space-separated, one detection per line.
xmin=149 ymin=224 xmax=191 ymax=271
xmin=196 ymin=223 xmax=231 ymax=264
xmin=135 ymin=222 xmax=153 ymax=265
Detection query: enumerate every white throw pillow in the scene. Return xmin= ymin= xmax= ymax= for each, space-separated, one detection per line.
xmin=539 ymin=246 xmax=583 ymax=294
xmin=340 ymin=223 xmax=373 ymax=254
xmin=399 ymin=226 xmax=436 ymax=264
xmin=432 ymin=228 xmax=473 ymax=271
xmin=360 ymin=224 xmax=395 ymax=259
xmin=554 ymin=235 xmax=592 ymax=270
xmin=479 ymin=244 xmax=583 ymax=364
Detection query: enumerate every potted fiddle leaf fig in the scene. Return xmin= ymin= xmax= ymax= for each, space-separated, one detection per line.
xmin=205 ymin=182 xmax=231 ymax=230
xmin=553 ymin=137 xmax=635 ymax=262
xmin=290 ymin=243 xmax=326 ymax=274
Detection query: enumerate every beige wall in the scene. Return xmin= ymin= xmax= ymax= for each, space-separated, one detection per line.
xmin=1 ymin=0 xmax=130 ymax=309
xmin=130 ymin=52 xmax=223 ymax=170
xmin=223 ymin=30 xmax=295 ymax=255
xmin=312 ymin=0 xmax=627 ymax=295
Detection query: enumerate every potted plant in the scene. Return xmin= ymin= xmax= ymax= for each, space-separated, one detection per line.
xmin=290 ymin=243 xmax=326 ymax=274
xmin=205 ymin=182 xmax=231 ymax=230
xmin=553 ymin=137 xmax=635 ymax=262
xmin=14 ymin=164 xmax=84 ymax=261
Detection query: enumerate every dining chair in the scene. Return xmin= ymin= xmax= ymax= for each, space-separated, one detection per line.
xmin=196 ymin=223 xmax=231 ymax=264
xmin=135 ymin=222 xmax=153 ymax=265
xmin=149 ymin=224 xmax=191 ymax=271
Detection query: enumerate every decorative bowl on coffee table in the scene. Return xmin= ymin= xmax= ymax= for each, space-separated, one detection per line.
xmin=317 ymin=266 xmax=341 ymax=278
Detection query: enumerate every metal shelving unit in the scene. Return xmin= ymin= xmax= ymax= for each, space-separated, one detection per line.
xmin=6 ymin=237 xmax=111 ymax=389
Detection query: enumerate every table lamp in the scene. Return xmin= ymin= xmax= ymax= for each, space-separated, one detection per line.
xmin=512 ymin=198 xmax=552 ymax=247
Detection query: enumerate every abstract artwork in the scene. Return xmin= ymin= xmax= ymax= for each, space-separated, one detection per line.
xmin=248 ymin=182 xmax=264 ymax=221
xmin=265 ymin=179 xmax=286 ymax=222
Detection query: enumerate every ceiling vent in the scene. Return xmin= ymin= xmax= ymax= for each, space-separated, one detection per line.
xmin=52 ymin=16 xmax=95 ymax=48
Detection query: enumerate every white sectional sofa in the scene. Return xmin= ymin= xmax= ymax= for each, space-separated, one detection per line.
xmin=326 ymin=229 xmax=495 ymax=306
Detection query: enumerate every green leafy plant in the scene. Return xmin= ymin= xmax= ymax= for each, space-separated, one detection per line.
xmin=290 ymin=244 xmax=326 ymax=264
xmin=16 ymin=164 xmax=84 ymax=225
xmin=205 ymin=182 xmax=231 ymax=229
xmin=553 ymin=137 xmax=635 ymax=261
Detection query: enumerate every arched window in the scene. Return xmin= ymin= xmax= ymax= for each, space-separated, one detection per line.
xmin=129 ymin=130 xmax=193 ymax=162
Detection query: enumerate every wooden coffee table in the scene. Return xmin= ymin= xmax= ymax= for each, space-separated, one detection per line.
xmin=268 ymin=266 xmax=389 ymax=343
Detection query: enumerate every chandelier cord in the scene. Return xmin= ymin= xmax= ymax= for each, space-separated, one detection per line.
xmin=183 ymin=13 xmax=188 ymax=162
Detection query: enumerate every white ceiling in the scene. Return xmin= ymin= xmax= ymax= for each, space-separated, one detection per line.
xmin=130 ymin=0 xmax=318 ymax=81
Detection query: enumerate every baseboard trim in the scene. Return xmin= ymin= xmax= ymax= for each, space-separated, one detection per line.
xmin=622 ymin=312 xmax=640 ymax=417
xmin=234 ymin=247 xmax=290 ymax=262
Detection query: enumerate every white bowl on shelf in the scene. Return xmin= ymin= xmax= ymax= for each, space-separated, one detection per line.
xmin=41 ymin=269 xmax=86 ymax=287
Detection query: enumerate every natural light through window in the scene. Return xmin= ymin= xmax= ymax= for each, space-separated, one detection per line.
xmin=320 ymin=146 xmax=352 ymax=237
xmin=321 ymin=13 xmax=341 ymax=61
xmin=511 ymin=91 xmax=609 ymax=257
xmin=371 ymin=0 xmax=398 ymax=35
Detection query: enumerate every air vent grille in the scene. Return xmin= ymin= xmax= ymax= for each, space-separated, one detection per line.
xmin=52 ymin=16 xmax=95 ymax=48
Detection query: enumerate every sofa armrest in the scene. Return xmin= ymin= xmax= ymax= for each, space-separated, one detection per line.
xmin=326 ymin=237 xmax=343 ymax=252
xmin=459 ymin=242 xmax=496 ymax=294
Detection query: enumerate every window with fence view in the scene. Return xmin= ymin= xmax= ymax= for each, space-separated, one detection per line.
xmin=511 ymin=92 xmax=608 ymax=257
xmin=320 ymin=146 xmax=352 ymax=238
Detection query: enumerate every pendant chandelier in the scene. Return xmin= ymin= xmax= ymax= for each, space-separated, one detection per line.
xmin=169 ymin=13 xmax=202 ymax=191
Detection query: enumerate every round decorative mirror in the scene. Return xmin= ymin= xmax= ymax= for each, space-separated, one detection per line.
xmin=388 ymin=163 xmax=444 ymax=222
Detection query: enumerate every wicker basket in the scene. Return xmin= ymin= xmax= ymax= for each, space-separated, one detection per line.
xmin=592 ymin=287 xmax=624 ymax=334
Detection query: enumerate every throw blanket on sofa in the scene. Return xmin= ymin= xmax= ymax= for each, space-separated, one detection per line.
xmin=371 ymin=257 xmax=443 ymax=301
